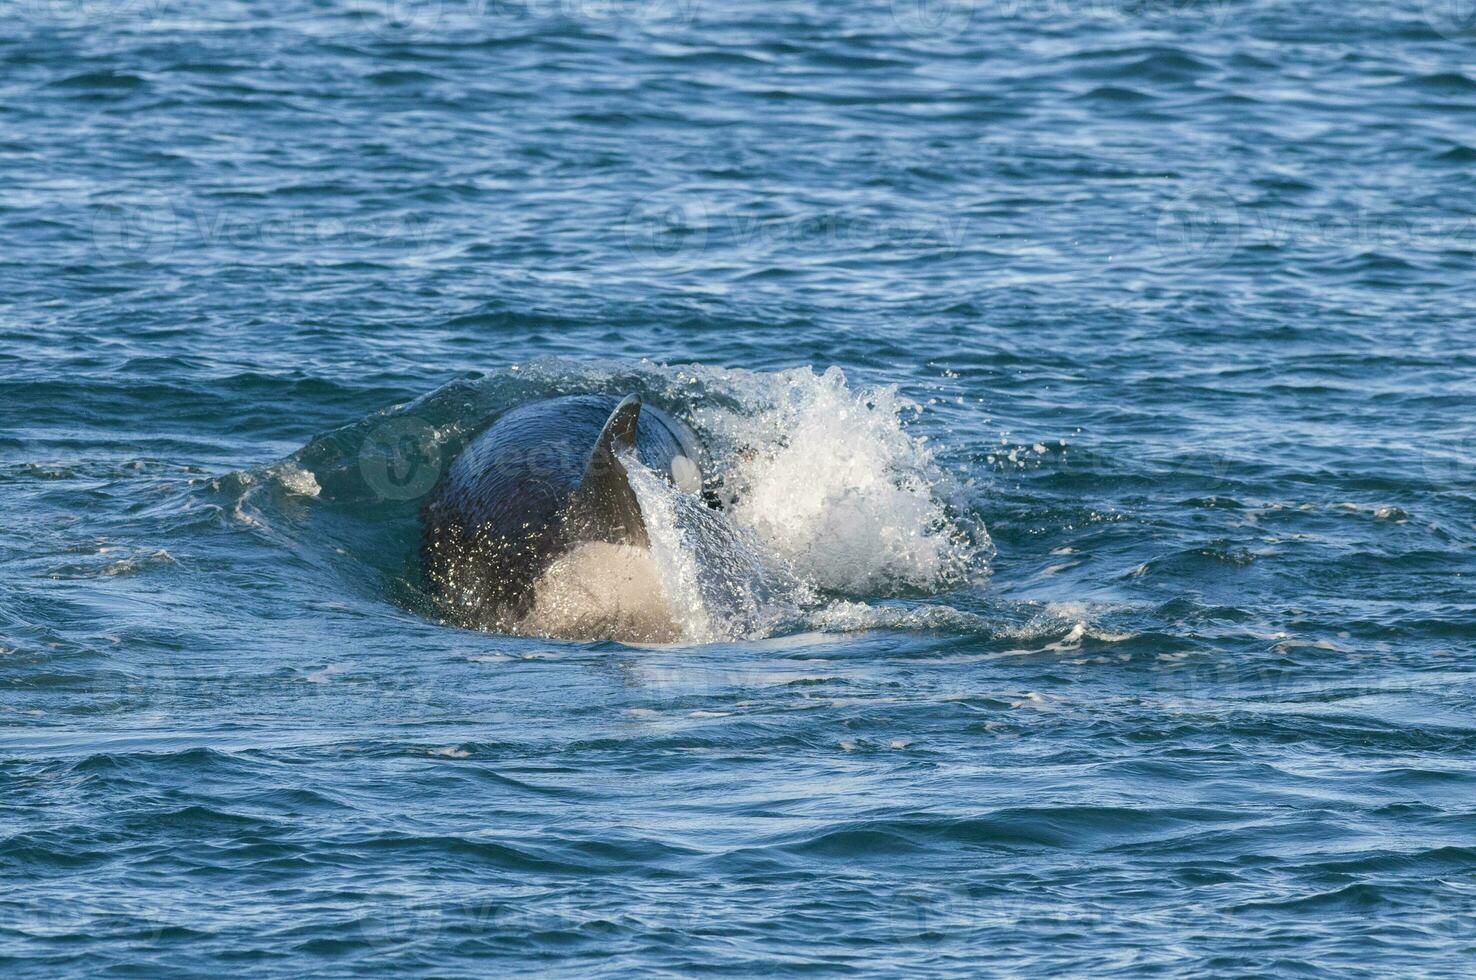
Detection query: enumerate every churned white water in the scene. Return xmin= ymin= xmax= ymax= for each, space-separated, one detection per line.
xmin=520 ymin=364 xmax=988 ymax=645
xmin=691 ymin=364 xmax=983 ymax=595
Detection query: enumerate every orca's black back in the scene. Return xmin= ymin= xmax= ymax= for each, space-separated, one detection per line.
xmin=419 ymin=395 xmax=699 ymax=625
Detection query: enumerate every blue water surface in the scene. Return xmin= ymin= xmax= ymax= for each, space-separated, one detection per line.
xmin=3 ymin=0 xmax=1476 ymax=975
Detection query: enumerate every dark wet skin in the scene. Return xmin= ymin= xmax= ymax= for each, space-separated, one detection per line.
xmin=419 ymin=394 xmax=704 ymax=627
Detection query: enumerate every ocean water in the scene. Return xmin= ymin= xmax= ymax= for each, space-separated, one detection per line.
xmin=4 ymin=0 xmax=1476 ymax=974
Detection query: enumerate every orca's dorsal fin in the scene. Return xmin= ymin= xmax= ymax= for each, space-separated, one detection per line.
xmin=571 ymin=393 xmax=649 ymax=547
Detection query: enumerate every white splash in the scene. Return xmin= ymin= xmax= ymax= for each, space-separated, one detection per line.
xmin=626 ymin=454 xmax=797 ymax=644
xmin=271 ymin=463 xmax=322 ymax=498
xmin=692 ymin=365 xmax=983 ymax=595
xmin=525 ymin=363 xmax=989 ymax=644
xmin=286 ymin=359 xmax=990 ymax=645
xmin=594 ymin=364 xmax=989 ymax=644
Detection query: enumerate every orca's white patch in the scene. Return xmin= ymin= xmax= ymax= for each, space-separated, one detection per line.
xmin=519 ymin=542 xmax=679 ymax=644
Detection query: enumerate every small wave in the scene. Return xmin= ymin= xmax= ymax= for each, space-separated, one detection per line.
xmin=1074 ymin=85 xmax=1155 ymax=104
xmin=807 ymin=599 xmax=992 ymax=634
xmin=47 ymin=71 xmax=147 ymax=90
xmin=1394 ymin=72 xmax=1476 ymax=94
xmin=775 ymin=806 xmax=1217 ymax=857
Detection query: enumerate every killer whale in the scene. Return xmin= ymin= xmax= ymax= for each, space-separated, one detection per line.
xmin=419 ymin=393 xmax=709 ymax=631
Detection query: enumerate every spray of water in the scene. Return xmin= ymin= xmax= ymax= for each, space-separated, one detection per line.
xmin=519 ymin=363 xmax=986 ymax=644
xmin=267 ymin=358 xmax=989 ymax=645
xmin=691 ymin=364 xmax=981 ymax=596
